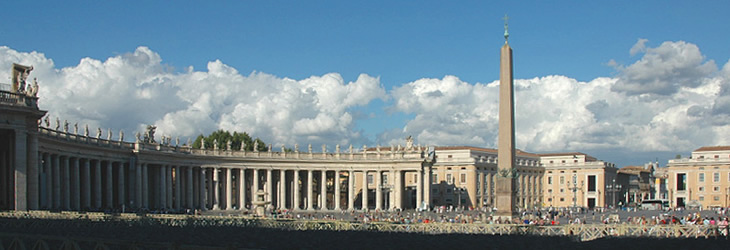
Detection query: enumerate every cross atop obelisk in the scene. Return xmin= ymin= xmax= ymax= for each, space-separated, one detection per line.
xmin=503 ymin=14 xmax=509 ymax=43
xmin=495 ymin=15 xmax=517 ymax=219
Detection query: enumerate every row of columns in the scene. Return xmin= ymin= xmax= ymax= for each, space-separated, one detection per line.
xmin=201 ymin=168 xmax=427 ymax=211
xmin=476 ymin=171 xmax=542 ymax=208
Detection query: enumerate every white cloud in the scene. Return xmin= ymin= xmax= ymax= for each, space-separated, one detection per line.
xmin=0 ymin=46 xmax=385 ymax=147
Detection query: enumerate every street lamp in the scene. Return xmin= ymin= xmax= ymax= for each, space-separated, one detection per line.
xmin=606 ymin=178 xmax=622 ymax=209
xmin=567 ymin=174 xmax=584 ymax=208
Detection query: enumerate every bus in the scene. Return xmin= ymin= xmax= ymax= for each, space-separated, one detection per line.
xmin=640 ymin=199 xmax=669 ymax=210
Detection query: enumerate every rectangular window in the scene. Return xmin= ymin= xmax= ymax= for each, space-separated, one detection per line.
xmin=560 ymin=188 xmax=564 ymax=193
xmin=548 ymin=189 xmax=552 ymax=193
xmin=447 ymin=174 xmax=453 ymax=184
xmin=367 ymin=174 xmax=373 ymax=184
xmin=548 ymin=176 xmax=552 ymax=184
xmin=699 ymin=186 xmax=704 ymax=192
xmin=460 ymin=173 xmax=466 ymax=183
xmin=560 ymin=176 xmax=564 ymax=185
xmin=699 ymin=173 xmax=705 ymax=182
xmin=382 ymin=175 xmax=388 ymax=185
xmin=714 ymin=196 xmax=720 ymax=201
xmin=699 ymin=196 xmax=704 ymax=201
xmin=713 ymin=172 xmax=720 ymax=182
xmin=677 ymin=173 xmax=686 ymax=191
xmin=587 ymin=175 xmax=596 ymax=192
xmin=560 ymin=198 xmax=564 ymax=202
xmin=432 ymin=174 xmax=438 ymax=184
xmin=713 ymin=186 xmax=719 ymax=192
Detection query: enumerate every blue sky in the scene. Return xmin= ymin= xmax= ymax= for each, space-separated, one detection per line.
xmin=2 ymin=1 xmax=729 ymax=167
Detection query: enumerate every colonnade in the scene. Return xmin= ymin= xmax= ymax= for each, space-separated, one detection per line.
xmin=475 ymin=171 xmax=542 ymax=209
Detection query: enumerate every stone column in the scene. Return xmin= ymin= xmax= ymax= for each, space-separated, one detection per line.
xmin=375 ymin=170 xmax=382 ymax=210
xmin=159 ymin=166 xmax=166 ymax=209
xmin=266 ymin=169 xmax=273 ymax=205
xmin=239 ymin=169 xmax=246 ymax=210
xmin=105 ymin=161 xmax=113 ymax=209
xmin=175 ymin=166 xmax=182 ymax=210
xmin=362 ymin=171 xmax=368 ymax=210
xmin=225 ymin=168 xmax=233 ymax=210
xmin=26 ymin=131 xmax=39 ymax=210
xmin=416 ymin=171 xmax=422 ymax=210
xmin=334 ymin=170 xmax=341 ymax=210
xmin=63 ymin=156 xmax=71 ymax=210
xmin=279 ymin=170 xmax=286 ymax=209
xmin=93 ymin=160 xmax=102 ymax=209
xmin=187 ymin=166 xmax=194 ymax=209
xmin=52 ymin=155 xmax=60 ymax=209
xmin=141 ymin=164 xmax=148 ymax=209
xmin=348 ymin=170 xmax=354 ymax=210
xmin=13 ymin=130 xmax=28 ymax=211
xmin=199 ymin=168 xmax=206 ymax=209
xmin=44 ymin=153 xmax=52 ymax=209
xmin=424 ymin=167 xmax=431 ymax=209
xmin=306 ymin=170 xmax=314 ymax=210
xmin=118 ymin=162 xmax=125 ymax=208
xmin=72 ymin=157 xmax=80 ymax=210
xmin=293 ymin=170 xmax=300 ymax=210
xmin=251 ymin=169 xmax=259 ymax=201
xmin=134 ymin=162 xmax=141 ymax=209
xmin=320 ymin=170 xmax=327 ymax=210
xmin=478 ymin=172 xmax=485 ymax=207
xmin=395 ymin=170 xmax=402 ymax=210
xmin=166 ymin=166 xmax=173 ymax=209
xmin=212 ymin=167 xmax=220 ymax=210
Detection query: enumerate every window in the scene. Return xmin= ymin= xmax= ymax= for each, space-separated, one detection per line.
xmin=561 ymin=160 xmax=566 ymax=163
xmin=677 ymin=173 xmax=686 ymax=191
xmin=714 ymin=196 xmax=720 ymax=201
xmin=446 ymin=189 xmax=452 ymax=193
xmin=447 ymin=174 xmax=453 ymax=184
xmin=548 ymin=176 xmax=552 ymax=184
xmin=460 ymin=173 xmax=466 ymax=183
xmin=549 ymin=160 xmax=553 ymax=163
xmin=548 ymin=198 xmax=552 ymax=202
xmin=699 ymin=173 xmax=705 ymax=182
xmin=560 ymin=176 xmax=564 ymax=185
xmin=699 ymin=186 xmax=704 ymax=192
xmin=560 ymin=198 xmax=564 ymax=202
xmin=560 ymin=188 xmax=564 ymax=193
xmin=714 ymin=172 xmax=720 ymax=183
xmin=432 ymin=174 xmax=438 ymax=184
xmin=432 ymin=188 xmax=438 ymax=194
xmin=714 ymin=186 xmax=720 ymax=192
xmin=715 ymin=155 xmax=719 ymax=159
xmin=367 ymin=174 xmax=374 ymax=184
xmin=587 ymin=175 xmax=596 ymax=192
xmin=699 ymin=196 xmax=704 ymax=201
xmin=382 ymin=174 xmax=388 ymax=184
xmin=447 ymin=155 xmax=452 ymax=158
xmin=548 ymin=189 xmax=553 ymax=193
xmin=574 ymin=160 xmax=578 ymax=163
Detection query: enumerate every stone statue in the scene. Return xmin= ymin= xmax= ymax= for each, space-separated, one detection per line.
xmin=84 ymin=124 xmax=89 ymax=137
xmin=187 ymin=138 xmax=192 ymax=147
xmin=96 ymin=128 xmax=102 ymax=139
xmin=397 ymin=144 xmax=402 ymax=152
xmin=176 ymin=137 xmax=180 ymax=146
xmin=135 ymin=132 xmax=141 ymax=143
xmin=294 ymin=143 xmax=299 ymax=153
xmin=267 ymin=144 xmax=272 ymax=152
xmin=390 ymin=145 xmax=395 ymax=152
xmin=55 ymin=117 xmax=60 ymax=130
xmin=335 ymin=144 xmax=340 ymax=153
xmin=74 ymin=123 xmax=78 ymax=134
xmin=362 ymin=144 xmax=367 ymax=153
xmin=107 ymin=129 xmax=112 ymax=140
xmin=63 ymin=120 xmax=68 ymax=133
xmin=143 ymin=125 xmax=156 ymax=143
xmin=349 ymin=144 xmax=353 ymax=153
xmin=226 ymin=140 xmax=232 ymax=150
xmin=322 ymin=144 xmax=327 ymax=153
xmin=308 ymin=144 xmax=312 ymax=153
xmin=405 ymin=136 xmax=414 ymax=150
xmin=29 ymin=78 xmax=39 ymax=97
xmin=240 ymin=142 xmax=245 ymax=151
xmin=120 ymin=130 xmax=124 ymax=142
xmin=44 ymin=116 xmax=49 ymax=127
xmin=376 ymin=145 xmax=381 ymax=153
xmin=10 ymin=63 xmax=33 ymax=94
xmin=253 ymin=140 xmax=259 ymax=152
xmin=201 ymin=140 xmax=206 ymax=150
xmin=281 ymin=144 xmax=285 ymax=153
xmin=213 ymin=139 xmax=218 ymax=150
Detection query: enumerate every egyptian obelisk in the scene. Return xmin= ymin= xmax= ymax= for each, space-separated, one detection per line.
xmin=496 ymin=15 xmax=516 ymax=219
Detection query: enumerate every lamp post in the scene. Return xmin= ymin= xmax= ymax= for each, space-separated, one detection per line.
xmin=567 ymin=174 xmax=583 ymax=208
xmin=606 ymin=178 xmax=622 ymax=209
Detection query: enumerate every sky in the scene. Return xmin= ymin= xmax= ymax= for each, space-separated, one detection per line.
xmin=1 ymin=1 xmax=729 ymax=167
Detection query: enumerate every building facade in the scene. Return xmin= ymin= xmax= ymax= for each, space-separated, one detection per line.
xmin=667 ymin=146 xmax=730 ymax=209
xmin=539 ymin=153 xmax=619 ymax=209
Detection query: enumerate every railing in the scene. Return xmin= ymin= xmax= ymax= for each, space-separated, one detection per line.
xmin=0 ymin=211 xmax=724 ymax=243
xmin=0 ymin=90 xmax=38 ymax=109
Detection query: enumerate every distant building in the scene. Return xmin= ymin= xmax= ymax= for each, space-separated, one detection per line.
xmin=539 ymin=153 xmax=618 ymax=208
xmin=667 ymin=146 xmax=730 ymax=209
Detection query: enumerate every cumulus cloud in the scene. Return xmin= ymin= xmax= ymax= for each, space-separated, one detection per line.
xmin=383 ymin=41 xmax=730 ymax=155
xmin=611 ymin=40 xmax=717 ymax=96
xmin=0 ymin=46 xmax=385 ymax=147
